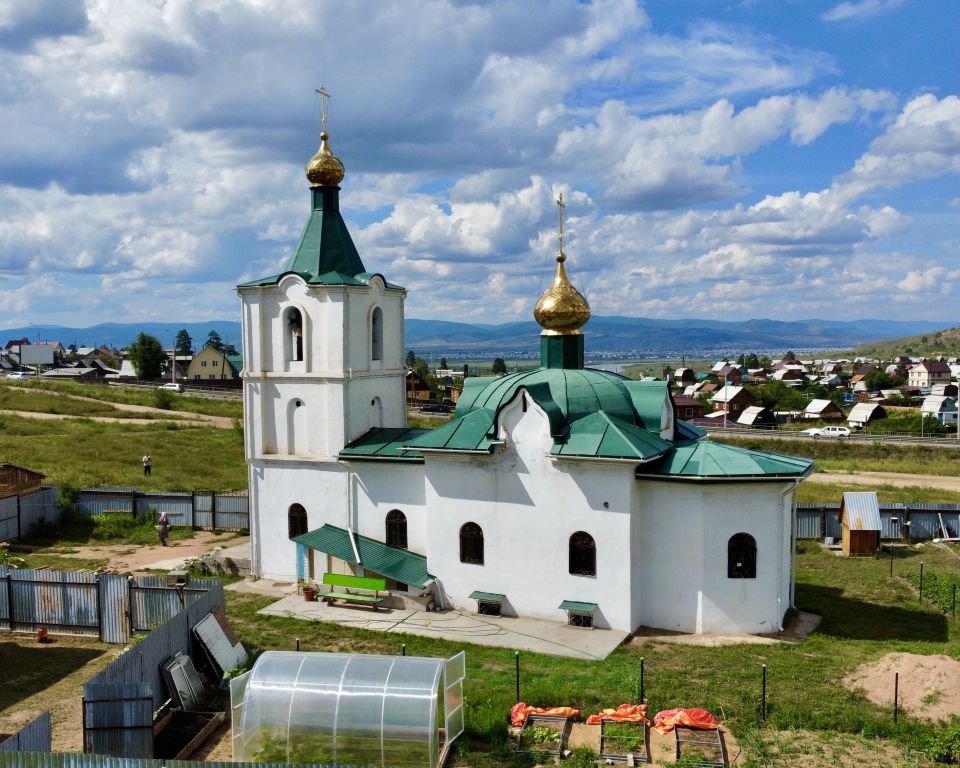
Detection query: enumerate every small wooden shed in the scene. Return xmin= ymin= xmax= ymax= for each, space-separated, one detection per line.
xmin=839 ymin=491 xmax=881 ymax=556
xmin=0 ymin=463 xmax=45 ymax=499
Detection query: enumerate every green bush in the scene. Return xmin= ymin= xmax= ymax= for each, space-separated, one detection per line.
xmin=153 ymin=388 xmax=175 ymax=410
xmin=907 ymin=567 xmax=960 ymax=614
xmin=925 ymin=718 xmax=960 ymax=764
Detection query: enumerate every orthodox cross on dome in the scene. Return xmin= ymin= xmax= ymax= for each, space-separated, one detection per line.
xmin=315 ymin=85 xmax=331 ymax=132
xmin=556 ymin=192 xmax=567 ymax=263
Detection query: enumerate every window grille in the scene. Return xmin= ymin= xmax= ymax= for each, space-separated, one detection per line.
xmin=728 ymin=532 xmax=757 ymax=578
xmin=459 ymin=522 xmax=484 ymax=565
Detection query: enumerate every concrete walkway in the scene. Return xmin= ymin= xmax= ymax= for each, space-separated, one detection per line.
xmin=259 ymin=595 xmax=629 ymax=660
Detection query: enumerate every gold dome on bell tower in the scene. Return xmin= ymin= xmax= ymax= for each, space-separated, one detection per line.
xmin=534 ymin=193 xmax=591 ymax=336
xmin=305 ymin=86 xmax=345 ymax=188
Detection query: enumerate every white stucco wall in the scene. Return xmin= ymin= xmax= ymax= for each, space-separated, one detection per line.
xmin=635 ymin=479 xmax=795 ymax=633
xmin=422 ymin=392 xmax=637 ymax=631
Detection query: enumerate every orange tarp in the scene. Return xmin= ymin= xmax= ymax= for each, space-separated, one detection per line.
xmin=510 ymin=702 xmax=581 ymax=727
xmin=652 ymin=707 xmax=718 ymax=734
xmin=585 ymin=703 xmax=649 ymax=725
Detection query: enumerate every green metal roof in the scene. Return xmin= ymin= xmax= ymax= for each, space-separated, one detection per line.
xmin=458 ymin=367 xmax=639 ymax=425
xmin=468 ymin=590 xmax=506 ymax=602
xmin=403 ymin=408 xmax=501 ymax=452
xmin=551 ymin=411 xmax=671 ymax=461
xmin=675 ymin=419 xmax=707 ymax=440
xmin=238 ymin=187 xmax=404 ymax=290
xmin=638 ymin=440 xmax=814 ymax=481
xmin=623 ymin=381 xmax=671 ymax=432
xmin=339 ymin=427 xmax=426 ymax=461
xmin=294 ymin=524 xmax=434 ymax=588
xmin=559 ymin=600 xmax=598 ymax=613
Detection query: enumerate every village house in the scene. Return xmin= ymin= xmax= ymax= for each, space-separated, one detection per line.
xmin=710 ymin=385 xmax=755 ymax=419
xmin=909 ymin=359 xmax=952 ymax=389
xmin=921 ymin=395 xmax=958 ymax=426
xmin=847 ymin=402 xmax=886 ymax=430
xmin=185 ymin=345 xmax=242 ymax=381
xmin=802 ymin=399 xmax=845 ymax=421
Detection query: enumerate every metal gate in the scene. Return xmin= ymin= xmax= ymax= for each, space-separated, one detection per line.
xmin=0 ymin=496 xmax=18 ymax=542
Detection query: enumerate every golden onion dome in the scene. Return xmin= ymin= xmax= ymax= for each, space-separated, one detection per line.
xmin=534 ymin=194 xmax=590 ymax=335
xmin=305 ymin=131 xmax=345 ymax=187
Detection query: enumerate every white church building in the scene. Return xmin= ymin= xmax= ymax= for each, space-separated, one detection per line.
xmin=237 ymin=122 xmax=813 ymax=635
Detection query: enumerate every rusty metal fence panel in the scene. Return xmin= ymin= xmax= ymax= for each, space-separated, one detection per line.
xmin=0 ymin=568 xmax=100 ymax=635
xmin=82 ymin=684 xmax=153 ymax=758
xmin=72 ymin=489 xmax=247 ymax=531
xmin=0 ymin=567 xmax=220 ymax=643
xmin=796 ymin=503 xmax=960 ymax=540
xmin=87 ymin=582 xmax=225 ymax=711
xmin=129 ymin=577 xmax=222 ymax=633
xmin=98 ymin=574 xmax=131 ymax=644
xmin=0 ymin=711 xmax=52 ymax=752
xmin=0 ymin=496 xmax=17 ymax=542
xmin=0 ymin=753 xmax=358 ymax=767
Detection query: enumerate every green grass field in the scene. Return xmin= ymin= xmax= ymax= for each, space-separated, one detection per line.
xmin=0 ymin=386 xmax=164 ymax=419
xmin=224 ymin=541 xmax=960 ymax=767
xmin=716 ymin=435 xmax=960 ymax=478
xmin=0 ymin=413 xmax=246 ymax=491
xmin=0 ymin=379 xmax=243 ymax=419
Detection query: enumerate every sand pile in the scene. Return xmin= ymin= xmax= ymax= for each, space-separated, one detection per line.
xmin=844 ymin=652 xmax=960 ymax=721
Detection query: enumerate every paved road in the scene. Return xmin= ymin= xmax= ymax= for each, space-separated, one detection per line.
xmin=708 ymin=428 xmax=960 ymax=448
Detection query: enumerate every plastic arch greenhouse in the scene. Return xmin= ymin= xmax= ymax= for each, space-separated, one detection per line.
xmin=230 ymin=651 xmax=466 ymax=767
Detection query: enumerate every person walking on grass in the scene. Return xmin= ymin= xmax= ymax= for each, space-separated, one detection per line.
xmin=143 ymin=453 xmax=152 ymax=476
xmin=158 ymin=512 xmax=170 ymax=546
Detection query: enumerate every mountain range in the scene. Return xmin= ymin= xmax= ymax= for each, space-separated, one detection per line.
xmin=0 ymin=317 xmax=949 ymax=358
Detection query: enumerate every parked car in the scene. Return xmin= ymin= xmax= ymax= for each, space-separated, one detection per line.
xmin=158 ymin=382 xmax=184 ymax=393
xmin=803 ymin=425 xmax=850 ymax=439
xmin=5 ymin=371 xmax=30 ymax=380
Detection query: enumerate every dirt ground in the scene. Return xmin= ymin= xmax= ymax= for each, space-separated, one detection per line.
xmin=44 ymin=530 xmax=248 ymax=573
xmin=0 ymin=632 xmax=114 ymax=752
xmin=844 ymin=652 xmax=960 ymax=722
xmin=809 ymin=469 xmax=960 ymax=491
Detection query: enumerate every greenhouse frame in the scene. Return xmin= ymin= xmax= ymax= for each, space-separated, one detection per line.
xmin=231 ymin=651 xmax=466 ymax=767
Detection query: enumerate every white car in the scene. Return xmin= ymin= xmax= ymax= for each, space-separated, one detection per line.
xmin=158 ymin=383 xmax=184 ymax=393
xmin=5 ymin=371 xmax=30 ymax=380
xmin=803 ymin=425 xmax=850 ymax=439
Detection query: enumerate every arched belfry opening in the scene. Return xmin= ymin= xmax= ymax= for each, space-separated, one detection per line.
xmin=371 ymin=306 xmax=383 ymax=362
xmin=284 ymin=306 xmax=304 ymax=363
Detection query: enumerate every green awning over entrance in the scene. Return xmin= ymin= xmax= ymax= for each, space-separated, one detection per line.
xmin=294 ymin=524 xmax=435 ymax=589
xmin=468 ymin=591 xmax=506 ymax=602
xmin=559 ymin=600 xmax=598 ymax=614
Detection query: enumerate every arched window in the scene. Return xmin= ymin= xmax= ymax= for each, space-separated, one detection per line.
xmin=285 ymin=307 xmax=303 ymax=362
xmin=288 ymin=504 xmax=308 ymax=539
xmin=728 ymin=533 xmax=757 ymax=579
xmin=569 ymin=531 xmax=596 ymax=576
xmin=459 ymin=522 xmax=484 ymax=565
xmin=386 ymin=510 xmax=407 ymax=549
xmin=371 ymin=307 xmax=383 ymax=361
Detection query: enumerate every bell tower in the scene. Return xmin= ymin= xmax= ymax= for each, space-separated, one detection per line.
xmin=237 ymin=89 xmax=407 ymax=463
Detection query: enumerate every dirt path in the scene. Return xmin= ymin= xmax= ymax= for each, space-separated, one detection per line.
xmin=809 ymin=470 xmax=960 ymax=491
xmin=46 ymin=530 xmax=248 ymax=572
xmin=0 ymin=395 xmax=233 ymax=428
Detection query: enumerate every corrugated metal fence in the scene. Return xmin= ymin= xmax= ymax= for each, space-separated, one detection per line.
xmin=796 ymin=502 xmax=960 ymax=541
xmin=72 ymin=489 xmax=247 ymax=531
xmin=0 ymin=486 xmax=59 ymax=542
xmin=0 ymin=712 xmax=52 ymax=753
xmin=0 ymin=566 xmax=222 ymax=644
xmin=83 ymin=583 xmax=225 ymax=757
xmin=0 ymin=754 xmax=359 ymax=768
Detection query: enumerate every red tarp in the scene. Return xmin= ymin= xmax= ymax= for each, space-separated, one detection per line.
xmin=652 ymin=707 xmax=718 ymax=734
xmin=510 ymin=702 xmax=581 ymax=727
xmin=585 ymin=703 xmax=650 ymax=725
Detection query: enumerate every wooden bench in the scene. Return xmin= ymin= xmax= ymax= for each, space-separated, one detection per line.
xmin=317 ymin=573 xmax=386 ymax=610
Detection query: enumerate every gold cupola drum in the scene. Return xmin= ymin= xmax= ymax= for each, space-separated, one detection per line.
xmin=534 ymin=194 xmax=590 ymax=368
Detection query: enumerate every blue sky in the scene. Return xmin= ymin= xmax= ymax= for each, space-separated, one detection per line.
xmin=0 ymin=0 xmax=957 ymax=328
